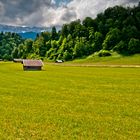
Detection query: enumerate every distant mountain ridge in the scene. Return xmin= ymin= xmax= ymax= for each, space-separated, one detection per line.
xmin=0 ymin=24 xmax=51 ymax=33
xmin=0 ymin=24 xmax=61 ymax=39
xmin=18 ymin=32 xmax=38 ymax=40
xmin=0 ymin=24 xmax=53 ymax=39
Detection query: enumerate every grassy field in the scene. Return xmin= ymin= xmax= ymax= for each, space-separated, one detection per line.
xmin=68 ymin=54 xmax=140 ymax=66
xmin=0 ymin=61 xmax=140 ymax=139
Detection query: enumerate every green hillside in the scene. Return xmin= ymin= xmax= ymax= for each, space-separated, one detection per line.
xmin=69 ymin=54 xmax=140 ymax=65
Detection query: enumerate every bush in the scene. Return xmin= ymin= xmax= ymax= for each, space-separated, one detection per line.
xmin=98 ymin=50 xmax=111 ymax=57
xmin=128 ymin=38 xmax=140 ymax=54
xmin=63 ymin=50 xmax=72 ymax=61
xmin=113 ymin=41 xmax=128 ymax=54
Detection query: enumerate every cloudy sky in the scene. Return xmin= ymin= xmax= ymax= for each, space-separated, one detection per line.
xmin=0 ymin=0 xmax=139 ymax=27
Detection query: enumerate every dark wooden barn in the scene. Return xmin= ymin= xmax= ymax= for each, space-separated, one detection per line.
xmin=23 ymin=60 xmax=43 ymax=71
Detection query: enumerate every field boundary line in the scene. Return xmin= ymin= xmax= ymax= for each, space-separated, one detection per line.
xmin=47 ymin=63 xmax=140 ymax=68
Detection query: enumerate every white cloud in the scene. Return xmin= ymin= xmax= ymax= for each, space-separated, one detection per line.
xmin=51 ymin=0 xmax=56 ymax=5
xmin=40 ymin=0 xmax=139 ymax=27
xmin=66 ymin=0 xmax=138 ymax=20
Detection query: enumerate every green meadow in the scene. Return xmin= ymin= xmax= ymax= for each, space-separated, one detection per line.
xmin=68 ymin=54 xmax=140 ymax=66
xmin=0 ymin=60 xmax=140 ymax=139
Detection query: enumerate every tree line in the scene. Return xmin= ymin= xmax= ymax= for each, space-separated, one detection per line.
xmin=0 ymin=32 xmax=24 ymax=60
xmin=0 ymin=3 xmax=140 ymax=61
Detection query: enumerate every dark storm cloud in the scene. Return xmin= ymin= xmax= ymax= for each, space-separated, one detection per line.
xmin=0 ymin=0 xmax=53 ymax=26
xmin=1 ymin=0 xmax=52 ymax=16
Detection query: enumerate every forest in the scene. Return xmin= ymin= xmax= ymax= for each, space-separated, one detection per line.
xmin=0 ymin=3 xmax=140 ymax=61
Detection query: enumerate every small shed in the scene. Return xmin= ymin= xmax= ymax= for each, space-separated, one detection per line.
xmin=23 ymin=59 xmax=43 ymax=71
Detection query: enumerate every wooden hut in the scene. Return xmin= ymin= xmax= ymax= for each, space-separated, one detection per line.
xmin=23 ymin=60 xmax=43 ymax=71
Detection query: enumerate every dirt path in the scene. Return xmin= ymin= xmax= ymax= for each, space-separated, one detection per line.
xmin=47 ymin=63 xmax=140 ymax=68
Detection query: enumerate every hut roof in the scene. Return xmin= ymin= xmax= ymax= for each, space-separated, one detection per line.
xmin=23 ymin=60 xmax=43 ymax=67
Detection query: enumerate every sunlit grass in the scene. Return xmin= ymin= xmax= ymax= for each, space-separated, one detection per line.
xmin=0 ymin=62 xmax=139 ymax=139
xmin=69 ymin=54 xmax=140 ymax=65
